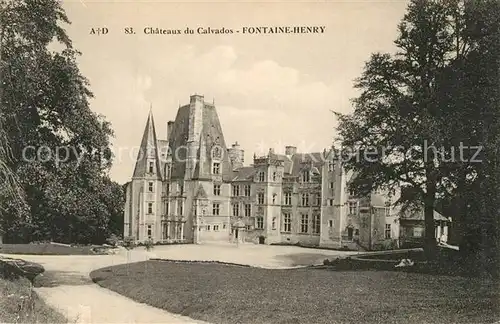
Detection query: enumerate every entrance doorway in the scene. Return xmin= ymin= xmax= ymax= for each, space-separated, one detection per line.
xmin=235 ymin=229 xmax=239 ymax=239
xmin=347 ymin=227 xmax=354 ymax=241
xmin=258 ymin=236 xmax=265 ymax=244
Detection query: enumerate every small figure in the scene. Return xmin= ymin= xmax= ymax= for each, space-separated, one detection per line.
xmin=395 ymin=258 xmax=414 ymax=268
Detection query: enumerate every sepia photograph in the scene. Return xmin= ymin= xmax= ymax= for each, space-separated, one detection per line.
xmin=0 ymin=0 xmax=499 ymax=323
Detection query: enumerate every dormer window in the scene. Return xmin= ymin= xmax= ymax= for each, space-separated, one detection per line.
xmin=212 ymin=146 xmax=222 ymax=159
xmin=148 ymin=161 xmax=154 ymax=173
xmin=328 ymin=162 xmax=334 ymax=172
xmin=348 ymin=201 xmax=357 ymax=215
xmin=164 ymin=164 xmax=171 ymax=179
xmin=212 ymin=162 xmax=220 ymax=174
xmin=302 ymin=171 xmax=310 ymax=182
xmin=258 ymin=171 xmax=265 ymax=182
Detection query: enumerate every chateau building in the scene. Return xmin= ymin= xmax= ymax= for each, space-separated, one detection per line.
xmin=123 ymin=94 xmax=400 ymax=250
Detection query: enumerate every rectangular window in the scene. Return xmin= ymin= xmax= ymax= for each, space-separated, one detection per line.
xmin=258 ymin=172 xmax=265 ymax=182
xmin=177 ymin=200 xmax=183 ymax=216
xmin=301 ymin=193 xmax=309 ymax=207
xmin=246 ymin=225 xmax=251 ymax=231
xmin=328 ymin=199 xmax=334 ymax=206
xmin=179 ymin=184 xmax=184 ymax=195
xmin=213 ymin=184 xmax=221 ymax=196
xmin=148 ymin=161 xmax=154 ymax=173
xmin=147 ymin=225 xmax=152 ymax=238
xmin=283 ymin=213 xmax=291 ymax=232
xmin=232 ymin=203 xmax=239 ymax=217
xmin=313 ymin=214 xmax=321 ymax=234
xmin=213 ymin=203 xmax=220 ymax=216
xmin=329 ymin=182 xmax=334 ymax=189
xmin=212 ymin=162 xmax=220 ymax=174
xmin=223 ymin=224 xmax=226 ymax=229
xmin=316 ymin=194 xmax=321 ymax=206
xmin=385 ymin=224 xmax=391 ymax=239
xmin=258 ymin=193 xmax=264 ymax=204
xmin=328 ymin=220 xmax=333 ymax=228
xmin=302 ymin=171 xmax=310 ymax=182
xmin=256 ymin=217 xmax=264 ymax=229
xmin=385 ymin=207 xmax=390 ymax=217
xmin=206 ymin=225 xmax=211 ymax=231
xmin=272 ymin=172 xmax=277 ymax=181
xmin=148 ymin=182 xmax=154 ymax=192
xmin=348 ymin=201 xmax=357 ymax=215
xmin=232 ymin=185 xmax=240 ymax=196
xmin=300 ymin=214 xmax=309 ymax=233
xmin=328 ymin=162 xmax=334 ymax=172
xmin=244 ymin=185 xmax=251 ymax=196
xmin=214 ymin=225 xmax=219 ymax=231
xmin=284 ymin=192 xmax=292 ymax=205
xmin=272 ymin=217 xmax=276 ymax=230
xmin=147 ymin=202 xmax=153 ymax=214
xmin=165 ymin=202 xmax=169 ymax=216
xmin=244 ymin=204 xmax=251 ymax=217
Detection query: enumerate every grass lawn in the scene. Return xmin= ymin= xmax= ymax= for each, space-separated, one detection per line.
xmin=0 ymin=277 xmax=66 ymax=323
xmin=0 ymin=243 xmax=99 ymax=255
xmin=91 ymin=260 xmax=499 ymax=324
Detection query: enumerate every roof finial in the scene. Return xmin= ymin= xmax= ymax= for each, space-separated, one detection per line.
xmin=213 ymin=98 xmax=215 ymax=105
xmin=149 ymin=102 xmax=153 ymax=112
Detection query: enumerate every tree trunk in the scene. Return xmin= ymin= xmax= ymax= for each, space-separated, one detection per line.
xmin=424 ymin=201 xmax=437 ymax=260
xmin=424 ymin=167 xmax=437 ymax=260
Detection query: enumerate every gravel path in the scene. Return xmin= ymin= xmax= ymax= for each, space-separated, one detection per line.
xmin=1 ymin=244 xmax=356 ymax=323
xmin=2 ymin=249 xmax=209 ymax=323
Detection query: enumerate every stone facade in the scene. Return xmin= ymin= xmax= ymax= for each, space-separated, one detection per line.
xmin=123 ymin=94 xmax=400 ymax=250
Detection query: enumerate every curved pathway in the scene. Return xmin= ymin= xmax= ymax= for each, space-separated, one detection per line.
xmin=1 ymin=244 xmax=356 ymax=323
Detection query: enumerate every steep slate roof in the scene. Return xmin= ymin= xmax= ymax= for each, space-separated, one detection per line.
xmin=288 ymin=152 xmax=325 ymax=176
xmin=193 ymin=104 xmax=233 ymax=181
xmin=232 ymin=166 xmax=257 ymax=181
xmin=167 ymin=102 xmax=233 ymax=181
xmin=132 ymin=110 xmax=162 ymax=179
xmin=168 ymin=105 xmax=190 ymax=179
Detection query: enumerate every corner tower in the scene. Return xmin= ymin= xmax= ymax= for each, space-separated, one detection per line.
xmin=124 ymin=110 xmax=163 ymax=242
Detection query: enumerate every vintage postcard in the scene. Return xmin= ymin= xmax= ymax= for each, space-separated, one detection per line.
xmin=0 ymin=0 xmax=499 ymax=323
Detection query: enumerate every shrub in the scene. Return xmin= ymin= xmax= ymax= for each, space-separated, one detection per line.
xmin=106 ymin=234 xmax=120 ymax=247
xmin=122 ymin=236 xmax=136 ymax=250
xmin=144 ymin=238 xmax=154 ymax=251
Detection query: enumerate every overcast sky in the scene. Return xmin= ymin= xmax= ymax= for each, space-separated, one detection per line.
xmin=61 ymin=0 xmax=409 ymax=184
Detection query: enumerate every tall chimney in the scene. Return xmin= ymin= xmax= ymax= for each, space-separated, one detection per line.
xmin=167 ymin=121 xmax=174 ymax=140
xmin=285 ymin=146 xmax=297 ymax=156
xmin=228 ymin=141 xmax=244 ymax=170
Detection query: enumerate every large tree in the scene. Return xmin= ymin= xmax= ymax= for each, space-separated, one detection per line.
xmin=336 ymin=0 xmax=499 ymax=267
xmin=0 ymin=0 xmax=124 ymax=243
